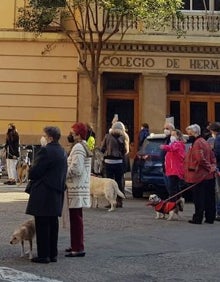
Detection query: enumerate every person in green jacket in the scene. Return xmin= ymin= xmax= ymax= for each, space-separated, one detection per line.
xmin=86 ymin=123 xmax=96 ymax=151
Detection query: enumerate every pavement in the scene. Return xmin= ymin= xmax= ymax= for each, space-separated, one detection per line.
xmin=1 ymin=180 xmax=220 ymax=282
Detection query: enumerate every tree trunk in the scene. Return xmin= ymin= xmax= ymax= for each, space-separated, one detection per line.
xmin=90 ymin=81 xmax=99 ymax=136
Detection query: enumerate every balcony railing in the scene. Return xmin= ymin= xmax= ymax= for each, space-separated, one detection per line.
xmin=104 ymin=13 xmax=220 ymax=36
xmin=11 ymin=7 xmax=220 ymax=37
xmin=172 ymin=14 xmax=220 ymax=34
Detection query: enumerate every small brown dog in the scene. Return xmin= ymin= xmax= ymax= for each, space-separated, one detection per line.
xmin=10 ymin=219 xmax=35 ymax=259
xmin=17 ymin=159 xmax=29 ymax=185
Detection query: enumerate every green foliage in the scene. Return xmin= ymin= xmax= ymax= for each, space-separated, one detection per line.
xmin=17 ymin=6 xmax=58 ymax=33
xmin=16 ymin=0 xmax=184 ymax=129
xmin=16 ymin=0 xmax=184 ymax=83
xmin=17 ymin=0 xmax=184 ymax=33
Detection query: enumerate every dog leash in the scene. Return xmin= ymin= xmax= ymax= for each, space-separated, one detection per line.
xmin=163 ymin=170 xmax=215 ymax=203
xmin=163 ymin=182 xmax=199 ymax=203
xmin=146 ymin=181 xmax=201 ymax=209
xmin=146 ymin=182 xmax=199 ymax=207
xmin=146 ymin=169 xmax=216 ymax=213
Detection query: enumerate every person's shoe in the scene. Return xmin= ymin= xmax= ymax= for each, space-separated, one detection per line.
xmin=50 ymin=257 xmax=57 ymax=262
xmin=3 ymin=180 xmax=11 ymax=184
xmin=65 ymin=247 xmax=72 ymax=252
xmin=188 ymin=220 xmax=202 ymax=224
xmin=31 ymin=257 xmax=50 ymax=263
xmin=8 ymin=180 xmax=16 ymax=185
xmin=65 ymin=251 xmax=85 ymax=257
xmin=204 ymin=220 xmax=214 ymax=224
xmin=116 ymin=202 xmax=123 ymax=208
xmin=215 ymin=216 xmax=220 ymax=221
xmin=104 ymin=204 xmax=111 ymax=209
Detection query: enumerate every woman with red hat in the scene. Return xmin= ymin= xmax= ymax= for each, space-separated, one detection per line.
xmin=65 ymin=122 xmax=92 ymax=257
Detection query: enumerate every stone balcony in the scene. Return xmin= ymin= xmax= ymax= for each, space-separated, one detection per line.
xmin=2 ymin=10 xmax=219 ymax=45
xmin=105 ymin=12 xmax=220 ymax=37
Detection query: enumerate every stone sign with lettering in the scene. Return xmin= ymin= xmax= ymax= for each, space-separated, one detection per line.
xmin=101 ymin=55 xmax=220 ymax=74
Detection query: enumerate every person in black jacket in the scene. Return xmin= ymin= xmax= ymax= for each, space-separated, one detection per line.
xmin=26 ymin=126 xmax=67 ymax=263
xmin=138 ymin=123 xmax=150 ymax=149
xmin=4 ymin=123 xmax=20 ymax=185
xmin=208 ymin=122 xmax=220 ymax=221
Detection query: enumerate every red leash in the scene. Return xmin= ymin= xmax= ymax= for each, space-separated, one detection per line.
xmin=164 ymin=170 xmax=216 ymax=203
xmin=146 ymin=182 xmax=199 ymax=212
xmin=163 ymin=182 xmax=199 ymax=203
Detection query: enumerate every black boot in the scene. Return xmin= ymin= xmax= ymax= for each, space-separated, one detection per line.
xmin=116 ymin=196 xmax=123 ymax=208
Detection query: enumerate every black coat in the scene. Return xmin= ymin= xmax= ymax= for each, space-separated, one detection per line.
xmin=214 ymin=133 xmax=220 ymax=169
xmin=26 ymin=142 xmax=67 ymax=217
xmin=5 ymin=131 xmax=20 ymax=159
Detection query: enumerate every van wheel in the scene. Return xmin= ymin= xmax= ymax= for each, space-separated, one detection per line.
xmin=155 ymin=186 xmax=168 ymax=200
xmin=132 ymin=188 xmax=143 ymax=198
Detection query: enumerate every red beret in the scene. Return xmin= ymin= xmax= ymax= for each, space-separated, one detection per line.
xmin=71 ymin=122 xmax=87 ymax=140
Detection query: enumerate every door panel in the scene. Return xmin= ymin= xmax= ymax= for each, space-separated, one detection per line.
xmin=168 ymin=76 xmax=220 ymax=132
xmin=103 ymin=95 xmax=139 ymax=158
xmin=169 ymin=101 xmax=180 ymax=129
xmin=189 ymin=101 xmax=207 ymax=126
xmin=102 ymin=72 xmax=139 ymax=157
xmin=106 ymin=99 xmax=134 ymax=142
xmin=215 ymin=103 xmax=220 ymax=121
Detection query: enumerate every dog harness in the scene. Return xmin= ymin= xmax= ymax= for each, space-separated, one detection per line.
xmin=155 ymin=201 xmax=176 ymax=214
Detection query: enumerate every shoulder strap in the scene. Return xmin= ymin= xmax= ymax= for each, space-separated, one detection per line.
xmin=80 ymin=141 xmax=93 ymax=158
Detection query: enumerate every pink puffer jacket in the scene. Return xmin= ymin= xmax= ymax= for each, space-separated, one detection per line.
xmin=161 ymin=141 xmax=185 ymax=179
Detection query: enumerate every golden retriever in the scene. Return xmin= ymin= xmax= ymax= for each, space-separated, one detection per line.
xmin=90 ymin=176 xmax=125 ymax=211
xmin=10 ymin=219 xmax=35 ymax=259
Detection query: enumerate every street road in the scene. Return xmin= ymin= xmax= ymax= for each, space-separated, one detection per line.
xmin=1 ymin=181 xmax=220 ymax=282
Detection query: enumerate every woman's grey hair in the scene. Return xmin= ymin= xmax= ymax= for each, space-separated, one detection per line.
xmin=186 ymin=124 xmax=201 ymax=136
xmin=43 ymin=126 xmax=61 ymax=142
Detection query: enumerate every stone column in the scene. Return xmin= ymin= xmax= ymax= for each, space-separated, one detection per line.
xmin=78 ymin=72 xmax=92 ymax=122
xmin=77 ymin=72 xmax=102 ymax=143
xmin=141 ymin=73 xmax=167 ymax=133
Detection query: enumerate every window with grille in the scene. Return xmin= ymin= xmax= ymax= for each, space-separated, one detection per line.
xmin=103 ymin=73 xmax=137 ymax=91
xmin=36 ymin=0 xmax=66 ymax=7
xmin=182 ymin=0 xmax=220 ymax=11
xmin=190 ymin=80 xmax=220 ymax=93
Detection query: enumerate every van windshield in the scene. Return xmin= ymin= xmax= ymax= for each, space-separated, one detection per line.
xmin=139 ymin=139 xmax=165 ymax=156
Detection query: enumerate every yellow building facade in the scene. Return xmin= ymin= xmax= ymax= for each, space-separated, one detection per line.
xmin=0 ymin=0 xmax=220 ymax=155
xmin=0 ymin=0 xmax=79 ymax=146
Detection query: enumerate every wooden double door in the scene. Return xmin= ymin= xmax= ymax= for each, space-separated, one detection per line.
xmin=102 ymin=73 xmax=139 ymax=157
xmin=167 ymin=75 xmax=220 ymax=134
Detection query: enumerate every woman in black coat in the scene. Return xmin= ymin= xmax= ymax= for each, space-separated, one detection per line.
xmin=4 ymin=123 xmax=20 ymax=185
xmin=26 ymin=126 xmax=67 ymax=263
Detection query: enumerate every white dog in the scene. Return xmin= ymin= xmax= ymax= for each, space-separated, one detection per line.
xmin=90 ymin=175 xmax=125 ymax=211
xmin=10 ymin=219 xmax=35 ymax=259
xmin=148 ymin=194 xmax=185 ymax=220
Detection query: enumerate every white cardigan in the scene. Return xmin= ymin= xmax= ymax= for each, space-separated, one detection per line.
xmin=66 ymin=141 xmax=91 ymax=209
